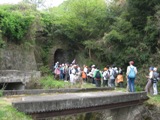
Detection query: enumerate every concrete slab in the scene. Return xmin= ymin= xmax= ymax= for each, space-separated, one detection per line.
xmin=12 ymin=91 xmax=148 ymax=114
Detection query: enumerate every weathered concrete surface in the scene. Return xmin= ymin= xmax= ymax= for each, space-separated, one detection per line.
xmin=0 ymin=70 xmax=41 ymax=90
xmin=0 ymin=45 xmax=37 ymax=70
xmin=50 ymin=106 xmax=146 ymax=120
xmin=110 ymin=105 xmax=145 ymax=120
xmin=3 ymin=87 xmax=114 ymax=96
xmin=0 ymin=70 xmax=41 ymax=84
xmin=12 ymin=91 xmax=148 ymax=116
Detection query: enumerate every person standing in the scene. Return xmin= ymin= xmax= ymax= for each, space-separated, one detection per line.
xmin=116 ymin=72 xmax=124 ymax=88
xmin=152 ymin=67 xmax=159 ymax=95
xmin=91 ymin=65 xmax=96 ymax=84
xmin=64 ymin=63 xmax=69 ymax=81
xmin=108 ymin=66 xmax=116 ymax=87
xmin=83 ymin=65 xmax=88 ymax=82
xmin=145 ymin=67 xmax=154 ymax=94
xmin=126 ymin=61 xmax=137 ymax=92
xmin=93 ymin=67 xmax=102 ymax=87
xmin=82 ymin=69 xmax=87 ymax=83
xmin=102 ymin=67 xmax=109 ymax=87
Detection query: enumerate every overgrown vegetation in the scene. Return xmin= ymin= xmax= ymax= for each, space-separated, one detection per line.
xmin=0 ymin=0 xmax=160 ymax=89
xmin=0 ymin=3 xmax=40 ymax=45
xmin=40 ymin=76 xmax=69 ymax=89
xmin=0 ymin=90 xmax=3 ymax=97
xmin=39 ymin=76 xmax=94 ymax=89
xmin=0 ymin=98 xmax=32 ymax=120
xmin=147 ymin=95 xmax=160 ymax=107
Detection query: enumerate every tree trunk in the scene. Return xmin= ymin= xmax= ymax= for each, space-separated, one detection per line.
xmin=89 ymin=49 xmax=91 ymax=59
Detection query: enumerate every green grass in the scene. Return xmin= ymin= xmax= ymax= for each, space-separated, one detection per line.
xmin=0 ymin=98 xmax=32 ymax=120
xmin=1 ymin=79 xmax=160 ymax=120
xmin=40 ymin=76 xmax=70 ymax=89
xmin=146 ymin=95 xmax=160 ymax=107
xmin=40 ymin=76 xmax=95 ymax=89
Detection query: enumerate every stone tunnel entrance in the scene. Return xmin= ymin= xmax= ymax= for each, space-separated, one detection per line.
xmin=54 ymin=49 xmax=74 ymax=65
xmin=0 ymin=82 xmax=25 ymax=90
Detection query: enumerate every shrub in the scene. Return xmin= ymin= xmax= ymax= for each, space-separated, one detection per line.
xmin=39 ymin=65 xmax=52 ymax=76
xmin=40 ymin=76 xmax=69 ymax=89
xmin=0 ymin=90 xmax=3 ymax=97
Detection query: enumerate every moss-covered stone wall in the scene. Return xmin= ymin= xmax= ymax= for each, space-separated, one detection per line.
xmin=0 ymin=44 xmax=37 ymax=70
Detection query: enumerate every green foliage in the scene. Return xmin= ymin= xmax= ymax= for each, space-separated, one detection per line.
xmin=98 ymin=0 xmax=160 ymax=68
xmin=48 ymin=0 xmax=108 ymax=45
xmin=1 ymin=0 xmax=160 ymax=90
xmin=0 ymin=90 xmax=3 ymax=97
xmin=146 ymin=95 xmax=160 ymax=107
xmin=22 ymin=0 xmax=45 ymax=8
xmin=0 ymin=3 xmax=40 ymax=45
xmin=37 ymin=0 xmax=110 ymax=65
xmin=39 ymin=65 xmax=52 ymax=76
xmin=0 ymin=98 xmax=32 ymax=120
xmin=40 ymin=76 xmax=69 ymax=89
xmin=0 ymin=30 xmax=6 ymax=48
xmin=1 ymin=12 xmax=33 ymax=43
xmin=144 ymin=16 xmax=159 ymax=53
xmin=135 ymin=85 xmax=144 ymax=92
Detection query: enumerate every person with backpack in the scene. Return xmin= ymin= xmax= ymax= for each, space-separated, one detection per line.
xmin=102 ymin=67 xmax=110 ymax=87
xmin=108 ymin=66 xmax=117 ymax=87
xmin=145 ymin=67 xmax=154 ymax=94
xmin=126 ymin=61 xmax=137 ymax=92
xmin=93 ymin=67 xmax=102 ymax=87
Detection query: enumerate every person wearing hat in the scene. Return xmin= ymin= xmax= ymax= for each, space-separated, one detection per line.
xmin=91 ymin=65 xmax=96 ymax=84
xmin=126 ymin=61 xmax=137 ymax=92
xmin=145 ymin=67 xmax=154 ymax=94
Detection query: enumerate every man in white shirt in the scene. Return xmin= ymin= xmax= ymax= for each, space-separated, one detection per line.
xmin=91 ymin=65 xmax=96 ymax=84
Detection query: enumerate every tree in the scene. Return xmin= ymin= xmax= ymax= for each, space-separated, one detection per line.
xmin=22 ymin=0 xmax=45 ymax=8
xmin=0 ymin=3 xmax=40 ymax=44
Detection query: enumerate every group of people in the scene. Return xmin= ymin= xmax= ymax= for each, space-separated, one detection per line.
xmin=86 ymin=65 xmax=123 ymax=88
xmin=53 ymin=62 xmax=82 ymax=84
xmin=53 ymin=62 xmax=124 ymax=87
xmin=52 ymin=60 xmax=159 ymax=95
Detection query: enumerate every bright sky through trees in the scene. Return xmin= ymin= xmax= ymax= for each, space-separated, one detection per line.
xmin=0 ymin=0 xmax=65 ymax=7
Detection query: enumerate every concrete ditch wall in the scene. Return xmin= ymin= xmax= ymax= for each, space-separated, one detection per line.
xmin=0 ymin=70 xmax=41 ymax=90
xmin=0 ymin=45 xmax=41 ymax=90
xmin=50 ymin=105 xmax=146 ymax=120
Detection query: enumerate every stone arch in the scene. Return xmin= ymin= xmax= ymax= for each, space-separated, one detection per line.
xmin=48 ymin=46 xmax=75 ymax=69
xmin=54 ymin=49 xmax=69 ymax=64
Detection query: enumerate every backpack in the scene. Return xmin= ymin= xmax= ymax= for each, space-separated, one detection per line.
xmin=95 ymin=71 xmax=101 ymax=79
xmin=128 ymin=67 xmax=136 ymax=78
xmin=113 ymin=69 xmax=117 ymax=78
xmin=152 ymin=72 xmax=159 ymax=83
xmin=105 ymin=71 xmax=110 ymax=79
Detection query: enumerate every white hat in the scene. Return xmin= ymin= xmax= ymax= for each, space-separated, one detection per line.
xmin=92 ymin=65 xmax=95 ymax=67
xmin=153 ymin=67 xmax=157 ymax=71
